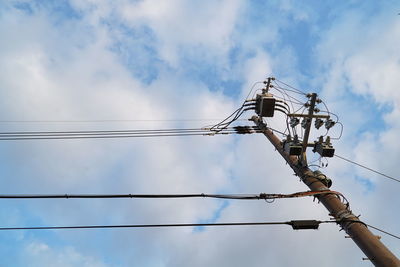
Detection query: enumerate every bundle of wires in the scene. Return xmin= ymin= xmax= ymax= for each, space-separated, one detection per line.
xmin=0 ymin=126 xmax=265 ymax=141
xmin=208 ymin=101 xmax=256 ymax=133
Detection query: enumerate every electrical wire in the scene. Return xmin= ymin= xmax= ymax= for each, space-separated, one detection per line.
xmin=245 ymin=81 xmax=263 ymax=101
xmin=0 ymin=190 xmax=348 ymax=205
xmin=208 ymin=106 xmax=246 ymax=133
xmin=274 ymin=79 xmax=308 ymax=96
xmin=269 ymin=86 xmax=295 ymax=136
xmin=273 ymin=108 xmax=291 ymax=136
xmin=207 ymin=81 xmax=265 ymax=133
xmin=366 ymin=224 xmax=400 ymax=240
xmin=334 ymin=154 xmax=400 ymax=183
xmin=273 ymin=94 xmax=304 ymax=106
xmin=0 ymin=119 xmax=231 ymax=123
xmin=0 ymin=220 xmax=337 ymax=231
xmin=330 ymin=122 xmax=344 ymax=140
xmin=0 ymin=193 xmax=267 ymax=200
xmin=271 ymin=82 xmax=296 ymax=111
xmin=271 ymin=79 xmax=343 ymax=143
xmin=0 ymin=133 xmax=221 ymax=141
xmin=0 ymin=128 xmax=222 ymax=135
xmin=276 ymin=100 xmax=291 ymax=112
xmin=266 ymin=126 xmax=289 ymax=137
xmin=272 ymin=83 xmax=306 ymax=105
xmin=0 ymin=127 xmax=263 ymax=141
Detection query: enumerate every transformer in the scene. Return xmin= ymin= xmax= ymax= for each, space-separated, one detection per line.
xmin=283 ymin=136 xmax=302 ymax=156
xmin=313 ymin=136 xmax=335 ymax=158
xmin=255 ymin=93 xmax=276 ymax=117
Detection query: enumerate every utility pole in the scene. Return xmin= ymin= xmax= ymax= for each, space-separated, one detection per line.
xmin=251 ymin=78 xmax=400 ymax=266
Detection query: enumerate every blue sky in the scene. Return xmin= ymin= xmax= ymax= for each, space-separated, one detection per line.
xmin=0 ymin=0 xmax=399 ymax=266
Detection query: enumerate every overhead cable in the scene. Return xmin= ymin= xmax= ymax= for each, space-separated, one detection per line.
xmin=334 ymin=154 xmax=400 ymax=183
xmin=207 ymin=82 xmax=266 ymax=134
xmin=0 ymin=220 xmax=337 ymax=231
xmin=0 ymin=126 xmax=262 ymax=141
xmin=366 ymin=224 xmax=400 ymax=240
xmin=0 ymin=190 xmax=348 ymax=206
xmin=274 ymin=79 xmax=308 ymax=96
xmin=0 ymin=119 xmax=236 ymax=123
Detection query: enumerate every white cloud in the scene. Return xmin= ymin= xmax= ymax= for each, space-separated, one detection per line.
xmin=2 ymin=1 xmax=399 ymax=266
xmin=118 ymin=0 xmax=243 ymax=66
xmin=24 ymin=241 xmax=107 ymax=267
xmin=315 ymin=4 xmax=400 ymax=258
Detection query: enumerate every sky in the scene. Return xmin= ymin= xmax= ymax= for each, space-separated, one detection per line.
xmin=0 ymin=0 xmax=399 ymax=266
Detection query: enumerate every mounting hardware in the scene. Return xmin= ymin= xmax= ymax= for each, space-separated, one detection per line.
xmin=290 ymin=220 xmax=320 ymax=230
xmin=312 ymin=170 xmax=332 ymax=188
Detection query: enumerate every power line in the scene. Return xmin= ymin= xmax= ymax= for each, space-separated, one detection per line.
xmin=0 ymin=133 xmax=215 ymax=141
xmin=0 ymin=119 xmax=234 ymax=123
xmin=0 ymin=126 xmax=262 ymax=141
xmin=334 ymin=154 xmax=400 ymax=183
xmin=0 ymin=190 xmax=347 ymax=203
xmin=0 ymin=127 xmax=216 ymax=135
xmin=0 ymin=193 xmax=265 ymax=200
xmin=0 ymin=220 xmax=336 ymax=231
xmin=366 ymin=224 xmax=400 ymax=240
xmin=0 ymin=127 xmax=228 ymax=136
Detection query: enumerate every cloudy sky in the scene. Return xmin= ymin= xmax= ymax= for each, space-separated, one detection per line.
xmin=0 ymin=0 xmax=399 ymax=266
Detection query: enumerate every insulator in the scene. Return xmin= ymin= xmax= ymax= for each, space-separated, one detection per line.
xmin=325 ymin=119 xmax=336 ymax=130
xmin=314 ymin=118 xmax=324 ymax=129
xmin=289 ymin=117 xmax=300 ymax=128
xmin=301 ymin=118 xmax=310 ymax=129
xmin=325 ymin=136 xmax=331 ymax=145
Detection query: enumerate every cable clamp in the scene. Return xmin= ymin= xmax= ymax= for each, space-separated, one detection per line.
xmin=336 ymin=210 xmax=367 ymax=231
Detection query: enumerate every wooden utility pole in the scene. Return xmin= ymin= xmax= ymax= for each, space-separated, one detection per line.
xmin=251 ymin=86 xmax=399 ymax=266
